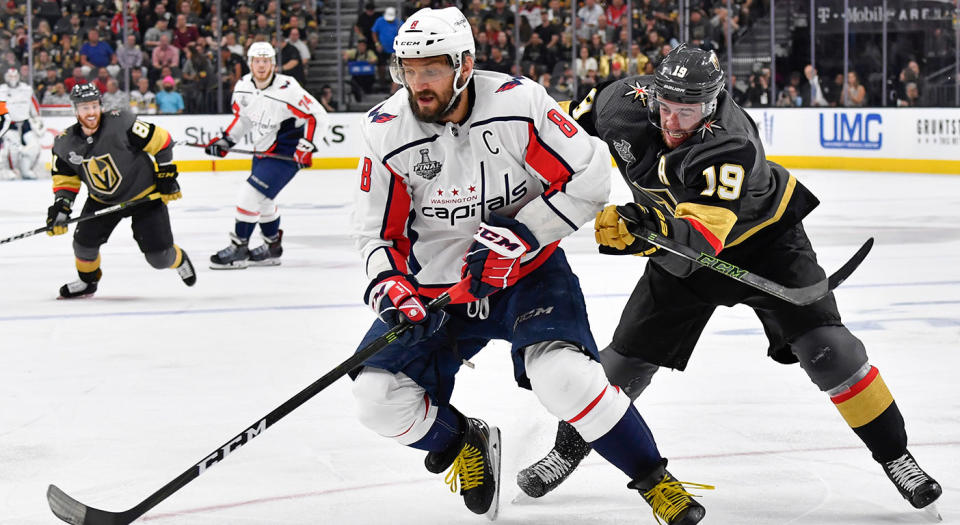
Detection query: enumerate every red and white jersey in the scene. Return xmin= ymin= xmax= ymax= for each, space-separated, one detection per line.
xmin=0 ymin=83 xmax=39 ymax=122
xmin=223 ymin=72 xmax=328 ymax=153
xmin=352 ymin=70 xmax=611 ymax=295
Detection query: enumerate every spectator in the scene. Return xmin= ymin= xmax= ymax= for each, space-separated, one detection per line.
xmin=111 ymin=2 xmax=140 ymax=38
xmin=354 ymin=3 xmax=379 ymax=46
xmin=898 ymin=82 xmax=920 ymax=107
xmin=54 ymin=13 xmax=82 ymax=40
xmin=522 ymin=32 xmax=548 ymax=67
xmin=222 ymin=31 xmax=244 ymax=56
xmin=172 ymin=14 xmax=200 ymax=50
xmin=94 ymin=16 xmax=113 ymax=43
xmin=577 ymin=0 xmax=604 ymax=40
xmin=117 ymin=34 xmax=144 ymax=75
xmin=253 ymin=14 xmax=274 ymax=39
xmin=745 ymin=66 xmax=770 ymax=107
xmin=287 ymin=28 xmax=311 ymax=64
xmin=141 ymin=2 xmax=172 ymax=35
xmin=605 ymin=0 xmax=628 ymax=29
xmin=278 ymin=34 xmax=306 ymax=86
xmin=688 ymin=10 xmax=711 ymax=49
xmin=823 ymin=72 xmax=843 ymax=106
xmin=156 ymin=75 xmax=185 ymax=114
xmin=484 ymin=0 xmax=514 ymax=30
xmin=801 ymin=64 xmax=828 ymax=107
xmin=101 ymin=78 xmax=130 ymax=112
xmin=151 ymin=34 xmax=180 ymax=74
xmin=32 ymin=49 xmax=55 ymax=78
xmin=36 ymin=0 xmax=60 ymax=28
xmin=63 ymin=66 xmax=88 ymax=92
xmin=93 ymin=67 xmax=112 ymax=94
xmin=484 ymin=46 xmax=512 ymax=74
xmin=843 ymin=70 xmax=866 ymax=107
xmin=144 ymin=19 xmax=173 ymax=52
xmin=626 ymin=43 xmax=650 ymax=75
xmin=575 ymin=46 xmax=598 ymax=81
xmin=319 ymin=84 xmax=338 ymax=112
xmin=776 ymin=84 xmax=800 ymax=107
xmin=371 ymin=7 xmax=402 ymax=86
xmin=42 ymin=82 xmax=71 ymax=105
xmin=597 ymin=42 xmax=626 ymax=79
xmin=181 ymin=43 xmax=214 ymax=113
xmin=344 ymin=38 xmax=377 ymax=98
xmin=80 ymin=29 xmax=115 ymax=70
xmin=535 ymin=10 xmax=560 ymax=48
xmin=219 ymin=46 xmax=245 ymax=93
xmin=130 ymin=76 xmax=157 ymax=114
xmin=178 ymin=0 xmax=203 ymax=27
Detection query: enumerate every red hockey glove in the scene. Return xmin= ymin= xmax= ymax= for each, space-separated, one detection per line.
xmin=364 ymin=271 xmax=448 ymax=346
xmin=294 ymin=138 xmax=316 ymax=169
xmin=462 ymin=214 xmax=540 ymax=298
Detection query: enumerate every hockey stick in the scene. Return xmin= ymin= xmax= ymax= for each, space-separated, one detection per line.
xmin=0 ymin=193 xmax=162 ymax=246
xmin=177 ymin=141 xmax=297 ymax=162
xmin=47 ymin=279 xmax=473 ymax=525
xmin=641 ymin=229 xmax=874 ymax=306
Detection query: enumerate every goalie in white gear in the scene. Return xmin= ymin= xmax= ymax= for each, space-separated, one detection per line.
xmin=349 ymin=7 xmax=711 ymax=523
xmin=205 ymin=42 xmax=329 ymax=269
xmin=0 ymin=68 xmax=44 ymax=180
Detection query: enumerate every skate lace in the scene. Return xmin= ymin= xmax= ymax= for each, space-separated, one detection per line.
xmin=644 ymin=479 xmax=714 ymax=525
xmin=529 ymin=450 xmax=572 ymax=483
xmin=444 ymin=444 xmax=485 ymax=493
xmin=886 ymin=454 xmax=929 ymax=493
xmin=66 ymin=280 xmax=89 ymax=293
xmin=176 ymin=260 xmax=194 ymax=279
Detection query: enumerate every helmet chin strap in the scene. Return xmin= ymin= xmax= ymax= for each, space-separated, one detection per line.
xmin=442 ymin=58 xmax=471 ymax=114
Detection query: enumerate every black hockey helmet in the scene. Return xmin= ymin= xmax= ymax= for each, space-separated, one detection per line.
xmin=70 ymin=83 xmax=101 ymax=106
xmin=649 ymin=43 xmax=724 ymax=134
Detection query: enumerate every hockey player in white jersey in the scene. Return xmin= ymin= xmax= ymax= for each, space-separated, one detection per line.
xmin=205 ymin=42 xmax=328 ymax=269
xmin=0 ymin=68 xmax=44 ymax=180
xmin=349 ymin=7 xmax=711 ymax=523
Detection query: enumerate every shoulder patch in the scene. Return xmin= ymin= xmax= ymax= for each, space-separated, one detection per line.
xmin=367 ymin=104 xmax=397 ymax=124
xmin=622 ymin=80 xmax=650 ymax=106
xmin=495 ymin=76 xmax=524 ymax=93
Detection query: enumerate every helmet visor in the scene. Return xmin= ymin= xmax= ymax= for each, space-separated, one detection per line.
xmin=650 ymin=96 xmax=709 ymax=135
xmin=390 ymin=56 xmax=455 ymax=87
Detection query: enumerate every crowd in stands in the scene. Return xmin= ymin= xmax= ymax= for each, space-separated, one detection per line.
xmin=4 ymin=0 xmax=320 ymax=115
xmin=345 ymin=0 xmax=949 ymax=109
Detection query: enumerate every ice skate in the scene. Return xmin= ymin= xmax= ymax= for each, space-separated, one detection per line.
xmin=882 ymin=451 xmax=942 ymax=519
xmin=629 ymin=459 xmax=713 ymax=525
xmin=517 ymin=420 xmax=591 ymax=498
xmin=248 ymin=230 xmax=283 ymax=266
xmin=58 ymin=279 xmax=98 ymax=299
xmin=175 ymin=250 xmax=197 ymax=286
xmin=209 ymin=234 xmax=249 ymax=269
xmin=425 ymin=417 xmax=501 ymax=520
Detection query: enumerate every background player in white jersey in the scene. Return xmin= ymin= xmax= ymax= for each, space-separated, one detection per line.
xmin=350 ymin=8 xmax=711 ymax=524
xmin=0 ymin=68 xmax=44 ymax=180
xmin=205 ymin=42 xmax=328 ymax=269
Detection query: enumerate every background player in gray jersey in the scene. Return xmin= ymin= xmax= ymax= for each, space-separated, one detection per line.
xmin=518 ymin=44 xmax=942 ymax=519
xmin=46 ymin=83 xmax=196 ymax=298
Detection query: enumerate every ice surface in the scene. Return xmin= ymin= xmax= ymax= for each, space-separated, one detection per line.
xmin=0 ymin=168 xmax=957 ymax=524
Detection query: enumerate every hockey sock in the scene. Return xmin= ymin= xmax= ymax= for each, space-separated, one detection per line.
xmin=234 ymin=221 xmax=256 ymax=240
xmin=590 ymin=404 xmax=662 ymax=479
xmin=168 ymin=245 xmax=184 ymax=268
xmin=75 ymin=255 xmax=102 ymax=282
xmin=408 ymin=404 xmax=465 ymax=453
xmin=259 ymin=218 xmax=281 ymax=239
xmin=829 ymin=365 xmax=907 ymax=462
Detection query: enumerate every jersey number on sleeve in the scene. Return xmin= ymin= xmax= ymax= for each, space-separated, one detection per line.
xmin=547 ymin=109 xmax=578 ymax=138
xmin=360 ymin=157 xmax=372 ymax=192
xmin=700 ymin=164 xmax=744 ymax=200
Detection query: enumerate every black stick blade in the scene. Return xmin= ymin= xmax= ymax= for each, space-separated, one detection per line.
xmin=48 ymin=485 xmax=129 ymax=525
xmin=827 ymin=237 xmax=874 ymax=291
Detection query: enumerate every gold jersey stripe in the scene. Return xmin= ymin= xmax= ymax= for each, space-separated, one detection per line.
xmin=52 ymin=174 xmax=82 ymax=190
xmin=833 ymin=373 xmax=894 ymax=428
xmin=674 ymin=202 xmax=737 ymax=247
xmin=143 ymin=126 xmax=172 ymax=156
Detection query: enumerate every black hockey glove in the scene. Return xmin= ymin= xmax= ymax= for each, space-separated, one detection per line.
xmin=204 ymin=136 xmax=234 ymax=157
xmin=46 ymin=197 xmax=73 ymax=236
xmin=156 ymin=163 xmax=181 ymax=204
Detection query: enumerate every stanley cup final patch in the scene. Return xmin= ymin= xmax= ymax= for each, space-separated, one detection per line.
xmin=413 ymin=148 xmax=442 ymax=180
xmin=613 ymin=138 xmax=636 ymax=164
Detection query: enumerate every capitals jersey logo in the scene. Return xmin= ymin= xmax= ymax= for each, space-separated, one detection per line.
xmin=368 ymin=104 xmax=397 ymax=124
xmin=495 ymin=77 xmax=524 ymax=93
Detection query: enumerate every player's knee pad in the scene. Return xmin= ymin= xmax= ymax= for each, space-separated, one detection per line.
xmin=144 ymin=246 xmax=177 ymax=269
xmin=791 ymin=325 xmax=868 ymax=392
xmin=598 ymin=345 xmax=660 ymax=402
xmin=235 ymin=184 xmax=268 ymax=224
xmin=524 ymin=341 xmax=630 ymax=442
xmin=72 ymin=241 xmax=100 ymax=261
xmin=352 ymin=367 xmax=438 ymax=445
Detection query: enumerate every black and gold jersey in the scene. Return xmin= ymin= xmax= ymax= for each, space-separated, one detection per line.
xmin=51 ymin=110 xmax=174 ymax=205
xmin=570 ymin=75 xmax=819 ymax=277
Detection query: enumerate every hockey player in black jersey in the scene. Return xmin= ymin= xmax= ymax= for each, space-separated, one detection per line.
xmin=46 ymin=83 xmax=196 ymax=298
xmin=518 ymin=44 xmax=942 ymax=517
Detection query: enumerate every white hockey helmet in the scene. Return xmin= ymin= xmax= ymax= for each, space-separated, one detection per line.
xmin=390 ymin=7 xmax=475 ymax=101
xmin=4 ymin=68 xmax=19 ymax=87
xmin=246 ymin=41 xmax=277 ymax=66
